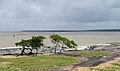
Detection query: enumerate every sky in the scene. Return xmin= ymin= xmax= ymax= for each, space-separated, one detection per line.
xmin=0 ymin=0 xmax=120 ymax=31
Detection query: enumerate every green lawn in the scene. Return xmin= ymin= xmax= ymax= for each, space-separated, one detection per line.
xmin=0 ymin=55 xmax=80 ymax=71
xmin=67 ymin=51 xmax=110 ymax=56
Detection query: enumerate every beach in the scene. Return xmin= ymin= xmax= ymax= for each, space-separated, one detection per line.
xmin=0 ymin=32 xmax=120 ymax=48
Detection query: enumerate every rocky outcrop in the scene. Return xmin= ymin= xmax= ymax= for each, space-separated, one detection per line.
xmin=73 ymin=52 xmax=120 ymax=67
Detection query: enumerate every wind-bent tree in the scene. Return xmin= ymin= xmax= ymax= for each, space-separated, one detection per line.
xmin=29 ymin=36 xmax=45 ymax=55
xmin=50 ymin=34 xmax=77 ymax=53
xmin=60 ymin=37 xmax=77 ymax=53
xmin=50 ymin=34 xmax=61 ymax=53
xmin=15 ymin=36 xmax=45 ymax=56
xmin=59 ymin=37 xmax=70 ymax=52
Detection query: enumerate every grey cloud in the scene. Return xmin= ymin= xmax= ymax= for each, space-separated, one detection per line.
xmin=0 ymin=0 xmax=120 ymax=31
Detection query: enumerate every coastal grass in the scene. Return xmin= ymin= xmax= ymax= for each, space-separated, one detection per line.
xmin=67 ymin=51 xmax=110 ymax=56
xmin=0 ymin=55 xmax=80 ymax=71
xmin=90 ymin=63 xmax=120 ymax=71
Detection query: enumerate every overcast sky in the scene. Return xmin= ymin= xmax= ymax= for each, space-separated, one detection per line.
xmin=0 ymin=0 xmax=120 ymax=31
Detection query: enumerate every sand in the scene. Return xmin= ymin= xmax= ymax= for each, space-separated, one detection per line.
xmin=0 ymin=55 xmax=27 ymax=58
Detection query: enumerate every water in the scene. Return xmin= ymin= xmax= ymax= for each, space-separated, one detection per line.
xmin=0 ymin=32 xmax=120 ymax=47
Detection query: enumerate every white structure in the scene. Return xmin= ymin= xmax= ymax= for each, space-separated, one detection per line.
xmin=0 ymin=47 xmax=22 ymax=50
xmin=0 ymin=47 xmax=32 ymax=55
xmin=91 ymin=44 xmax=111 ymax=47
xmin=76 ymin=46 xmax=89 ymax=50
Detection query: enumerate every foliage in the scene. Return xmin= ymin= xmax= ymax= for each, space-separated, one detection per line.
xmin=15 ymin=39 xmax=31 ymax=56
xmin=50 ymin=34 xmax=61 ymax=44
xmin=63 ymin=38 xmax=77 ymax=48
xmin=15 ymin=39 xmax=30 ymax=47
xmin=50 ymin=34 xmax=77 ymax=53
xmin=50 ymin=34 xmax=61 ymax=53
xmin=0 ymin=56 xmax=79 ymax=71
xmin=15 ymin=36 xmax=45 ymax=55
xmin=15 ymin=34 xmax=77 ymax=54
xmin=29 ymin=36 xmax=45 ymax=49
xmin=29 ymin=36 xmax=45 ymax=55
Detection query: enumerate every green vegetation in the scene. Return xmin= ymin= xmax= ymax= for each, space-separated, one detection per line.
xmin=15 ymin=34 xmax=77 ymax=55
xmin=0 ymin=56 xmax=79 ymax=71
xmin=50 ymin=34 xmax=77 ymax=53
xmin=29 ymin=36 xmax=45 ymax=55
xmin=67 ymin=51 xmax=110 ymax=56
xmin=15 ymin=36 xmax=45 ymax=56
xmin=15 ymin=39 xmax=31 ymax=55
xmin=90 ymin=62 xmax=120 ymax=71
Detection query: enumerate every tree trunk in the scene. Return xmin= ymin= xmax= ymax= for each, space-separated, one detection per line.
xmin=29 ymin=48 xmax=33 ymax=53
xmin=16 ymin=47 xmax=25 ymax=57
xmin=54 ymin=44 xmax=58 ymax=54
xmin=60 ymin=44 xmax=64 ymax=53
xmin=35 ymin=48 xmax=38 ymax=55
xmin=21 ymin=48 xmax=25 ymax=55
xmin=27 ymin=48 xmax=33 ymax=56
xmin=54 ymin=46 xmax=57 ymax=53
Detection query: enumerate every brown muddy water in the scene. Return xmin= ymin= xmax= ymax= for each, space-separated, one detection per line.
xmin=0 ymin=32 xmax=120 ymax=47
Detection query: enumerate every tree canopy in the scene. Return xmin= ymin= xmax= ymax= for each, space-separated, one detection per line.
xmin=50 ymin=34 xmax=77 ymax=53
xmin=15 ymin=39 xmax=30 ymax=47
xmin=15 ymin=34 xmax=77 ymax=55
xmin=29 ymin=36 xmax=45 ymax=49
xmin=15 ymin=36 xmax=45 ymax=56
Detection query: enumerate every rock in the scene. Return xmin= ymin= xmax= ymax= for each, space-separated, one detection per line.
xmin=50 ymin=53 xmax=82 ymax=57
xmin=73 ymin=52 xmax=120 ymax=67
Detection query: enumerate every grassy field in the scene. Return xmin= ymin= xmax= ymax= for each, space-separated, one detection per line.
xmin=67 ymin=51 xmax=110 ymax=56
xmin=0 ymin=51 xmax=112 ymax=71
xmin=0 ymin=55 xmax=80 ymax=71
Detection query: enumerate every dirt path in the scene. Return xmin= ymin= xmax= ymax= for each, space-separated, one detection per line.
xmin=72 ymin=57 xmax=120 ymax=71
xmin=0 ymin=55 xmax=27 ymax=58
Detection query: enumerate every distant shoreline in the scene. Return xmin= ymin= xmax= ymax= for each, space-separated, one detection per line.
xmin=21 ymin=29 xmax=120 ymax=32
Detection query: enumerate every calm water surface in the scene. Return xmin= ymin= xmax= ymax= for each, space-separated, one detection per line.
xmin=0 ymin=32 xmax=120 ymax=47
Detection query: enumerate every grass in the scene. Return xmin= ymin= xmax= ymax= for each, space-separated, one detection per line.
xmin=67 ymin=51 xmax=110 ymax=56
xmin=90 ymin=61 xmax=120 ymax=71
xmin=0 ymin=55 xmax=80 ymax=71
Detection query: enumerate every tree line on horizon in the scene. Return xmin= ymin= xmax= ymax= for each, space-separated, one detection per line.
xmin=15 ymin=34 xmax=77 ymax=56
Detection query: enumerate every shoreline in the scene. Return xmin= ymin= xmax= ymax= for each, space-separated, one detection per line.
xmin=0 ymin=43 xmax=111 ymax=55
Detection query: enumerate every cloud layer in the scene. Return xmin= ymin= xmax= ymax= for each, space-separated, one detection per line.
xmin=0 ymin=0 xmax=120 ymax=31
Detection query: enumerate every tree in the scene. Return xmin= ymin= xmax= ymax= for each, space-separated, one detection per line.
xmin=60 ymin=37 xmax=77 ymax=53
xmin=15 ymin=36 xmax=45 ymax=56
xmin=29 ymin=36 xmax=45 ymax=55
xmin=15 ymin=39 xmax=31 ymax=56
xmin=50 ymin=34 xmax=77 ymax=53
xmin=50 ymin=34 xmax=61 ymax=53
xmin=59 ymin=37 xmax=67 ymax=52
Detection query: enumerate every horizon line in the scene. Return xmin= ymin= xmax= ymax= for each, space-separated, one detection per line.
xmin=21 ymin=29 xmax=120 ymax=32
